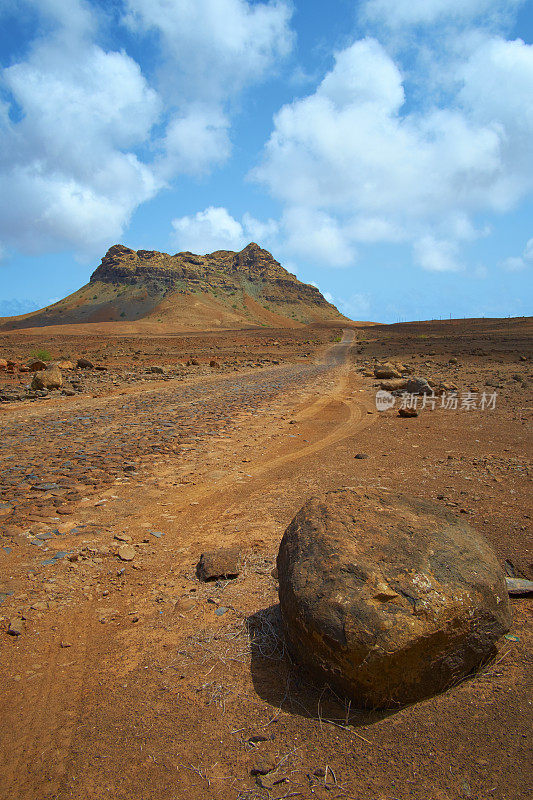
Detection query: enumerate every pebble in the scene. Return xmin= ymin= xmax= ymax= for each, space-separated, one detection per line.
xmin=118 ymin=544 xmax=135 ymax=561
xmin=8 ymin=618 xmax=23 ymax=636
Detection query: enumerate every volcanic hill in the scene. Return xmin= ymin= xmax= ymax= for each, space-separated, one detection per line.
xmin=1 ymin=243 xmax=350 ymax=332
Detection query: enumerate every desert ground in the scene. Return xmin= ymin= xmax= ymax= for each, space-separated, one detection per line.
xmin=0 ymin=317 xmax=531 ymax=800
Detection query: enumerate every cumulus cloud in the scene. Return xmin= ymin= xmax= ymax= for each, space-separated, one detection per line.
xmin=253 ymin=31 xmax=533 ymax=272
xmin=124 ymin=0 xmax=294 ymax=183
xmin=123 ymin=0 xmax=294 ymax=101
xmin=0 ymin=0 xmax=294 ymax=257
xmin=171 ymin=206 xmax=279 ymax=253
xmin=501 ymin=238 xmax=533 ymax=271
xmin=172 ymin=207 xmax=246 ymax=253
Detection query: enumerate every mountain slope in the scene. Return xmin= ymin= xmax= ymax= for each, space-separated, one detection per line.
xmin=1 ymin=243 xmax=350 ymax=331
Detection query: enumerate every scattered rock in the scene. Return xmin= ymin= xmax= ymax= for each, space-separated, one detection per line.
xmin=31 ymin=365 xmax=62 ymax=390
xmin=398 ymin=408 xmax=418 ymax=418
xmin=196 ymin=547 xmax=240 ymax=581
xmin=277 ymin=488 xmax=511 ymax=708
xmin=117 ymin=544 xmax=135 ymax=561
xmin=174 ymin=598 xmax=197 ymax=613
xmin=7 ymin=618 xmax=24 ymax=636
xmin=380 ymin=378 xmax=408 ymax=391
xmin=250 ymin=755 xmax=277 ymax=775
xmin=28 ymin=359 xmax=47 ymax=371
xmin=505 ymin=577 xmax=533 ymax=596
xmin=406 ymin=377 xmax=433 ymax=395
xmin=374 ymin=363 xmax=401 ymax=379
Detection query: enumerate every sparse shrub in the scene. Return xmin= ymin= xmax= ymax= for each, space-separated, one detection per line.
xmin=30 ymin=347 xmax=52 ymax=361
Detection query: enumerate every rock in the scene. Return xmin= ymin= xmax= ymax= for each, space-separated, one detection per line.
xmin=277 ymin=488 xmax=511 ymax=708
xmin=62 ymin=388 xmax=76 ymax=396
xmin=28 ymin=359 xmax=47 ymax=371
xmin=76 ymin=358 xmax=94 ymax=369
xmin=117 ymin=544 xmax=135 ymax=561
xmin=374 ymin=363 xmax=401 ymax=379
xmin=505 ymin=577 xmax=533 ymax=596
xmin=56 ymin=361 xmax=74 ymax=369
xmin=7 ymin=618 xmax=24 ymax=636
xmin=0 ymin=358 xmax=7 ymax=369
xmin=114 ymin=533 xmax=132 ymax=543
xmin=398 ymin=408 xmax=418 ymax=418
xmin=354 ymin=453 xmax=369 ymax=459
xmin=250 ymin=755 xmax=277 ymax=775
xmin=31 ymin=365 xmax=62 ymax=390
xmin=174 ymin=598 xmax=197 ymax=613
xmin=448 ymin=357 xmax=458 ymax=364
xmin=209 ymin=360 xmax=220 ymax=368
xmin=406 ymin=377 xmax=433 ymax=395
xmin=380 ymin=379 xmax=408 ymax=391
xmin=149 ymin=366 xmax=165 ymax=374
xmin=196 ymin=547 xmax=240 ymax=581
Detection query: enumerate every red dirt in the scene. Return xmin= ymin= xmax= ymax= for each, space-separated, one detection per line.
xmin=0 ymin=318 xmax=531 ymax=800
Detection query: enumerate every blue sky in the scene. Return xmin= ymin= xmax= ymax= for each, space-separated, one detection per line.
xmin=0 ymin=0 xmax=532 ymax=323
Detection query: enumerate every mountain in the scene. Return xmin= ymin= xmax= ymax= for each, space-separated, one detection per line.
xmin=1 ymin=243 xmax=349 ymax=331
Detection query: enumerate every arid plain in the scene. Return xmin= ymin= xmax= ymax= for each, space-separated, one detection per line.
xmin=0 ymin=315 xmax=531 ymax=800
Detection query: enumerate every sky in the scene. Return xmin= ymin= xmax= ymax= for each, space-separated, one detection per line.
xmin=0 ymin=0 xmax=532 ymax=323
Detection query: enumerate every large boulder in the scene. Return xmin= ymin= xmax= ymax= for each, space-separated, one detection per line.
xmin=31 ymin=365 xmax=62 ymax=390
xmin=277 ymin=489 xmax=510 ymax=708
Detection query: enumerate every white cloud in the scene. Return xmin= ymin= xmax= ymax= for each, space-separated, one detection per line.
xmin=123 ymin=0 xmax=294 ymax=102
xmin=414 ymin=237 xmax=461 ymax=272
xmin=362 ymin=0 xmax=524 ymax=29
xmin=254 ymin=32 xmax=533 ymax=272
xmin=281 ymin=208 xmax=355 ymax=267
xmin=124 ymin=0 xmax=294 ymax=185
xmin=171 ymin=206 xmax=280 ymax=254
xmin=158 ymin=106 xmax=230 ymax=178
xmin=501 ymin=237 xmax=533 ymax=271
xmin=0 ymin=0 xmax=294 ymax=257
xmin=172 ymin=207 xmax=246 ymax=253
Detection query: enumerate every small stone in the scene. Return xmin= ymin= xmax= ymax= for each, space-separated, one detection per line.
xmin=174 ymin=598 xmax=196 ymax=613
xmin=118 ymin=544 xmax=135 ymax=561
xmin=31 ymin=601 xmax=48 ymax=611
xmin=250 ymin=755 xmax=277 ymax=775
xmin=76 ymin=358 xmax=94 ymax=369
xmin=60 ymin=641 xmax=72 ymax=648
xmin=8 ymin=618 xmax=23 ymax=636
xmin=354 ymin=453 xmax=369 ymax=459
xmin=215 ymin=606 xmax=228 ymax=616
xmin=398 ymin=408 xmax=418 ymax=418
xmin=114 ymin=533 xmax=132 ymax=543
xmin=197 ymin=547 xmax=240 ymax=581
xmin=505 ymin=577 xmax=533 ymax=596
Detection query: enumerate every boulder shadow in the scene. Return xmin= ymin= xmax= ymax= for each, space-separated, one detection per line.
xmin=246 ymin=604 xmax=393 ymax=729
